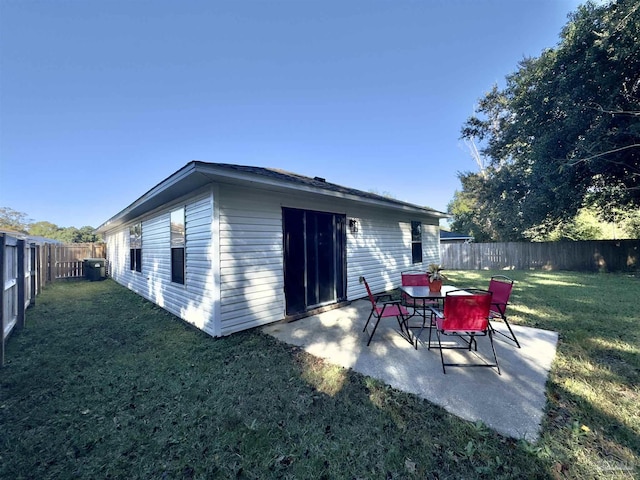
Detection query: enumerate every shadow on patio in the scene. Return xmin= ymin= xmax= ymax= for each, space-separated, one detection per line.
xmin=263 ymin=299 xmax=558 ymax=441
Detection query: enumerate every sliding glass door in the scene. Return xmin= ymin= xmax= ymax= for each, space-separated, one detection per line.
xmin=283 ymin=208 xmax=346 ymax=316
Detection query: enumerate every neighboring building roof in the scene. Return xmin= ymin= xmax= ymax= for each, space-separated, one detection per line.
xmin=97 ymin=161 xmax=448 ymax=233
xmin=0 ymin=228 xmax=64 ymax=244
xmin=440 ymin=230 xmax=474 ymax=242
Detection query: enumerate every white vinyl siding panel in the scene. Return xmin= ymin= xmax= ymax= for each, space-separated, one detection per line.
xmin=182 ymin=196 xmax=217 ymax=335
xmin=345 ymin=208 xmax=440 ymax=300
xmin=105 ymin=229 xmax=127 ymax=280
xmin=218 ymin=185 xmax=284 ymax=335
xmin=103 ymin=178 xmax=441 ymax=338
xmin=104 ymin=192 xmax=217 ymax=336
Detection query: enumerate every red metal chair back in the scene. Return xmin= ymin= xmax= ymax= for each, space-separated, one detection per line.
xmin=362 ymin=278 xmax=377 ymax=306
xmin=401 ymin=272 xmax=428 ymax=286
xmin=442 ymin=291 xmax=492 ymax=331
xmin=401 ymin=271 xmax=431 ymax=307
xmin=488 ymin=276 xmax=513 ymax=306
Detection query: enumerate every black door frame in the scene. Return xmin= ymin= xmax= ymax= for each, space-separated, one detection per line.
xmin=282 ymin=207 xmax=347 ymax=316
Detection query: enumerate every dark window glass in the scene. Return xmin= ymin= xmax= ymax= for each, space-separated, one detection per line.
xmin=171 ymin=247 xmax=185 ymax=284
xmin=134 ymin=248 xmax=142 ymax=272
xmin=411 ymin=243 xmax=423 ymax=264
xmin=411 ymin=221 xmax=422 ymax=264
xmin=130 ymin=249 xmax=136 ymax=271
xmin=129 ymin=223 xmax=142 ymax=272
xmin=170 ymin=208 xmax=185 ymax=284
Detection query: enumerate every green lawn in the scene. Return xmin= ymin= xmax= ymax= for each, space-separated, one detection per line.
xmin=1 ymin=272 xmax=638 ymax=479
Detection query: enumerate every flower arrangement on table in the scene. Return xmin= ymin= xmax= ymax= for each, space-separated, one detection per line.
xmin=426 ymin=263 xmax=446 ymax=281
xmin=426 ymin=263 xmax=446 ymax=291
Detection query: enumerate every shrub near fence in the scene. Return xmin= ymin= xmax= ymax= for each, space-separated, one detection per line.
xmin=441 ymin=239 xmax=640 ymax=272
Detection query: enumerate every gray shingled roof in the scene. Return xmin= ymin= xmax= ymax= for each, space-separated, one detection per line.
xmin=194 ymin=161 xmax=444 ymax=214
xmin=440 ymin=230 xmax=473 ymax=240
xmin=97 ymin=161 xmax=447 ymax=233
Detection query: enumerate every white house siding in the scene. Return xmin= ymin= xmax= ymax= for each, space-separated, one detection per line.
xmin=105 ymin=229 xmax=128 ymax=280
xmin=345 ymin=207 xmax=440 ymax=300
xmin=217 ymin=185 xmax=285 ymax=336
xmin=421 ymin=223 xmax=440 ymax=265
xmin=104 ymin=192 xmax=217 ymax=336
xmin=104 ymin=180 xmax=440 ymax=338
xmin=217 ymin=183 xmax=441 ymax=335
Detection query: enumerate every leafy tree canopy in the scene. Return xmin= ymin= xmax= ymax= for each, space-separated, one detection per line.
xmin=0 ymin=207 xmax=32 ymax=233
xmin=1 ymin=207 xmax=100 ymax=243
xmin=457 ymin=0 xmax=640 ymax=240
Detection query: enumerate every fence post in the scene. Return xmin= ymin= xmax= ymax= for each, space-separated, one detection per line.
xmin=17 ymin=239 xmax=25 ymax=330
xmin=46 ymin=244 xmax=52 ymax=283
xmin=1 ymin=234 xmax=6 ymax=366
xmin=28 ymin=243 xmax=36 ymax=306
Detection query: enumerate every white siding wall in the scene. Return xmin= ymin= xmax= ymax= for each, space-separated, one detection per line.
xmin=104 ymin=182 xmax=440 ymax=338
xmin=345 ymin=208 xmax=440 ymax=300
xmin=218 ymin=184 xmax=441 ymax=334
xmin=105 ymin=229 xmax=128 ymax=280
xmin=218 ymin=185 xmax=284 ymax=335
xmin=104 ymin=191 xmax=217 ymax=336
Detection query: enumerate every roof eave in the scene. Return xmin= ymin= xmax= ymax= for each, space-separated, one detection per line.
xmin=96 ymin=161 xmax=448 ymax=233
xmin=195 ymin=163 xmax=447 ymax=217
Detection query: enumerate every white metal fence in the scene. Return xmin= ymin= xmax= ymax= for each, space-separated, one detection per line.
xmin=1 ymin=234 xmax=107 ymax=366
xmin=1 ymin=234 xmax=32 ymax=366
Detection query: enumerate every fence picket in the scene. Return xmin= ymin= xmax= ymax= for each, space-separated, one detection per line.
xmin=1 ymin=234 xmax=106 ymax=366
xmin=441 ymin=239 xmax=640 ymax=272
xmin=52 ymin=243 xmax=106 ymax=280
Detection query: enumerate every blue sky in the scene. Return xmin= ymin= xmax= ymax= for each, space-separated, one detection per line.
xmin=0 ymin=0 xmax=584 ymax=229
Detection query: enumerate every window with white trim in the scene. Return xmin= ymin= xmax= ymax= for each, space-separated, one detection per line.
xmin=129 ymin=223 xmax=142 ymax=272
xmin=411 ymin=221 xmax=423 ymax=264
xmin=170 ymin=208 xmax=185 ymax=284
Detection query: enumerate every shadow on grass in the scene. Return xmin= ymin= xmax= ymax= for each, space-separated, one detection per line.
xmin=544 ymin=381 xmax=639 ymax=478
xmin=447 ymin=270 xmax=639 ymax=478
xmin=0 ymin=279 xmax=558 ymax=479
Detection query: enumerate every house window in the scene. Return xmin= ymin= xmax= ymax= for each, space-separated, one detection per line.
xmin=171 ymin=208 xmax=185 ymax=284
xmin=411 ymin=221 xmax=422 ymax=264
xmin=129 ymin=223 xmax=142 ymax=272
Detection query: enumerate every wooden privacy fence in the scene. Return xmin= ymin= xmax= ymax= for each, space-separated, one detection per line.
xmin=1 ymin=234 xmax=106 ymax=366
xmin=441 ymin=239 xmax=640 ymax=272
xmin=46 ymin=242 xmax=106 ymax=281
xmin=1 ymin=234 xmax=37 ymax=366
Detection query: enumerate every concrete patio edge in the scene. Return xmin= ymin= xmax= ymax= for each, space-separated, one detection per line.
xmin=263 ymin=299 xmax=559 ymax=441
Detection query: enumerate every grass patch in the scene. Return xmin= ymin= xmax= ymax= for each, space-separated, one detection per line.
xmin=445 ymin=270 xmax=639 ymax=479
xmin=1 ymin=274 xmax=638 ymax=479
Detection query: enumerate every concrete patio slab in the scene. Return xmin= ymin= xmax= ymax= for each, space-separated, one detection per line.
xmin=263 ymin=299 xmax=559 ymax=441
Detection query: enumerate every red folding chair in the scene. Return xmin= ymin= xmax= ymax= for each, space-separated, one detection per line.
xmin=361 ymin=277 xmax=410 ymax=346
xmin=427 ymin=289 xmax=500 ymax=374
xmin=401 ymin=271 xmax=441 ymax=346
xmin=400 ymin=271 xmax=440 ymax=310
xmin=488 ymin=275 xmax=520 ymax=348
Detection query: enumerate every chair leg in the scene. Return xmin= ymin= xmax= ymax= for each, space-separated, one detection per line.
xmin=502 ymin=316 xmax=521 ymax=348
xmin=366 ymin=315 xmax=382 ymax=346
xmin=488 ymin=329 xmax=501 ymax=375
xmin=396 ymin=313 xmax=417 ymax=349
xmin=436 ymin=329 xmax=447 ymax=374
xmin=427 ymin=319 xmax=434 ymax=350
xmin=490 ymin=315 xmax=521 ymax=348
xmin=363 ymin=309 xmax=374 ymax=332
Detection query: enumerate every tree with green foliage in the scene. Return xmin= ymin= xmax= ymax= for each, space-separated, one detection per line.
xmin=28 ymin=221 xmax=62 ymax=239
xmin=447 ymin=174 xmax=494 ymax=242
xmin=1 ymin=207 xmax=100 ymax=243
xmin=29 ymin=224 xmax=100 ymax=243
xmin=456 ymin=0 xmax=640 ymax=240
xmin=0 ymin=207 xmax=32 ymax=233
